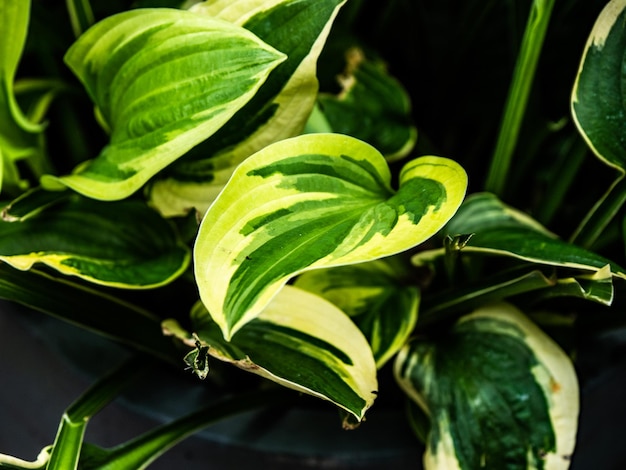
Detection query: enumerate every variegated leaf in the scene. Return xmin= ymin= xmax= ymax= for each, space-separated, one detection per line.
xmin=571 ymin=0 xmax=626 ymax=173
xmin=194 ymin=133 xmax=467 ymax=339
xmin=0 ymin=191 xmax=190 ymax=288
xmin=41 ymin=8 xmax=285 ymax=200
xmin=147 ymin=0 xmax=347 ymax=217
xmin=395 ymin=302 xmax=579 ymax=470
xmin=295 ymin=258 xmax=419 ymax=368
xmin=164 ymin=284 xmax=378 ymax=422
xmin=569 ymin=0 xmax=626 ymax=246
xmin=413 ymin=193 xmax=626 ymax=279
xmin=316 ymin=48 xmax=417 ymax=161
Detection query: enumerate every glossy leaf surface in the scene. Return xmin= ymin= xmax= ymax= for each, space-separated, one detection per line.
xmin=167 ymin=285 xmax=378 ymax=422
xmin=148 ymin=0 xmax=347 ymax=217
xmin=194 ymin=133 xmax=467 ymax=339
xmin=571 ymin=0 xmax=626 ymax=173
xmin=413 ymin=193 xmax=626 ymax=279
xmin=395 ymin=302 xmax=579 ymax=470
xmin=0 ymin=192 xmax=190 ymax=288
xmin=43 ymin=8 xmax=285 ymax=200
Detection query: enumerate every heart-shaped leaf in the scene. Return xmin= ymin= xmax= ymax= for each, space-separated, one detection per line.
xmin=194 ymin=133 xmax=467 ymax=339
xmin=395 ymin=302 xmax=579 ymax=470
xmin=42 ymin=8 xmax=285 ymax=200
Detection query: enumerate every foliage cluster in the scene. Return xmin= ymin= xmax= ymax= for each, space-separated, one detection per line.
xmin=1 ymin=0 xmax=625 ymax=468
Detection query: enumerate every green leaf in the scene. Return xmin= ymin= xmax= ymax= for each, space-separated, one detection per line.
xmin=413 ymin=193 xmax=626 ymax=279
xmin=74 ymin=389 xmax=292 ymax=470
xmin=46 ymin=358 xmax=146 ymax=470
xmin=420 ymin=268 xmax=556 ymax=325
xmin=0 ymin=191 xmax=190 ymax=288
xmin=147 ymin=0 xmax=347 ymax=217
xmin=41 ymin=8 xmax=286 ymax=200
xmin=168 ymin=285 xmax=378 ymax=423
xmin=0 ymin=0 xmax=44 ymax=194
xmin=571 ymin=0 xmax=626 ymax=174
xmin=534 ymin=266 xmax=615 ymax=306
xmin=420 ymin=266 xmax=615 ymax=329
xmin=194 ymin=133 xmax=467 ymax=339
xmin=316 ymin=48 xmax=417 ymax=161
xmin=294 ymin=258 xmax=419 ymax=368
xmin=395 ymin=302 xmax=579 ymax=470
xmin=569 ymin=0 xmax=626 ymax=247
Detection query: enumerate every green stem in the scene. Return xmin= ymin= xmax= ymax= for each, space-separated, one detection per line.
xmin=65 ymin=0 xmax=94 ymax=37
xmin=570 ymin=175 xmax=626 ymax=249
xmin=84 ymin=389 xmax=295 ymax=470
xmin=484 ymin=0 xmax=556 ymax=195
xmin=46 ymin=357 xmax=151 ymax=470
xmin=536 ymin=134 xmax=588 ymax=225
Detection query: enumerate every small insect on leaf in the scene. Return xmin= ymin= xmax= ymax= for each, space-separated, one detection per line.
xmin=184 ymin=333 xmax=210 ymax=380
xmin=445 ymin=233 xmax=474 ymax=252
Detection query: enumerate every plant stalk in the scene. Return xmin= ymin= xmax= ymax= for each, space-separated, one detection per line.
xmin=45 ymin=356 xmax=152 ymax=470
xmin=570 ymin=175 xmax=626 ymax=249
xmin=83 ymin=388 xmax=295 ymax=470
xmin=484 ymin=0 xmax=556 ymax=196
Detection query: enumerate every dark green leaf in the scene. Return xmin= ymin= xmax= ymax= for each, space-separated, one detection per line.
xmin=395 ymin=302 xmax=578 ymax=469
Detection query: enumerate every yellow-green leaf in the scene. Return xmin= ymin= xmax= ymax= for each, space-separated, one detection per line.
xmin=41 ymin=8 xmax=285 ymax=200
xmin=148 ymin=0 xmax=347 ymax=217
xmin=194 ymin=133 xmax=467 ymax=339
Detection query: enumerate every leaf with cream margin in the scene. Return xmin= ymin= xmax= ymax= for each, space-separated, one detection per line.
xmin=147 ymin=0 xmax=347 ymax=217
xmin=163 ymin=284 xmax=378 ymax=424
xmin=0 ymin=191 xmax=190 ymax=288
xmin=316 ymin=47 xmax=417 ymax=162
xmin=41 ymin=8 xmax=285 ymax=200
xmin=294 ymin=257 xmax=419 ymax=368
xmin=413 ymin=193 xmax=626 ymax=279
xmin=571 ymin=0 xmax=626 ymax=173
xmin=569 ymin=0 xmax=626 ymax=246
xmin=194 ymin=133 xmax=467 ymax=340
xmin=394 ymin=302 xmax=579 ymax=470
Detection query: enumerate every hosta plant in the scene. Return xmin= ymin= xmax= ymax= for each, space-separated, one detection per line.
xmin=1 ymin=0 xmax=625 ymax=469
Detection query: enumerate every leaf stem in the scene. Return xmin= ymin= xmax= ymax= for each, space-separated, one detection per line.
xmin=65 ymin=0 xmax=95 ymax=37
xmin=484 ymin=0 xmax=556 ymax=195
xmin=83 ymin=389 xmax=295 ymax=470
xmin=46 ymin=356 xmax=152 ymax=470
xmin=536 ymin=134 xmax=588 ymax=225
xmin=570 ymin=175 xmax=626 ymax=249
